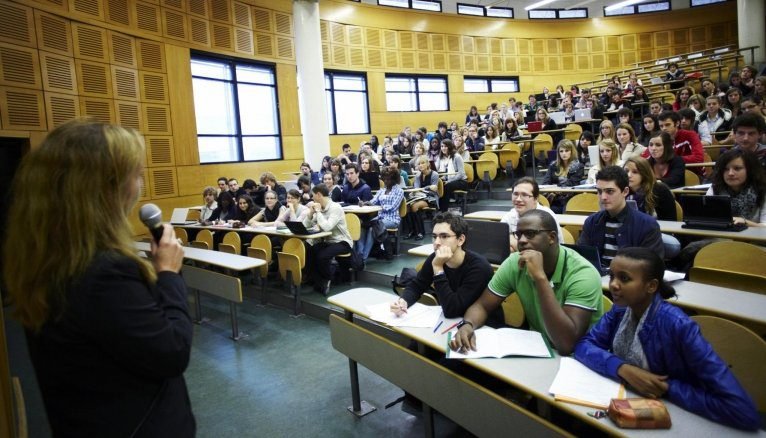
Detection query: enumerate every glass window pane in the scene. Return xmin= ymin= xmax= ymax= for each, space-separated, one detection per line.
xmin=412 ymin=0 xmax=440 ymax=11
xmin=604 ymin=6 xmax=633 ymax=16
xmin=419 ymin=93 xmax=448 ymax=111
xmin=237 ymin=84 xmax=278 ymax=135
xmin=379 ymin=0 xmax=408 ymax=8
xmin=491 ymin=80 xmax=518 ymax=92
xmin=325 ymin=75 xmax=331 ymax=89
xmin=418 ymin=77 xmax=447 ymax=92
xmin=325 ymin=92 xmax=335 ymax=133
xmin=691 ymin=0 xmax=725 ymax=5
xmin=243 ymin=136 xmax=281 ymax=161
xmin=638 ymin=2 xmax=669 ymax=13
xmin=333 ymin=75 xmax=366 ymax=91
xmin=385 ymin=77 xmax=416 ymax=92
xmin=198 ymin=136 xmax=239 ymax=163
xmin=464 ymin=79 xmax=489 ymax=93
xmin=457 ymin=4 xmax=484 ymax=16
xmin=487 ymin=7 xmax=513 ymax=18
xmin=191 ymin=59 xmax=231 ymax=80
xmin=193 ymin=78 xmax=237 ymax=135
xmin=559 ymin=9 xmax=586 ymax=18
xmin=386 ymin=92 xmax=417 ymax=111
xmin=529 ymin=10 xmax=556 ymax=18
xmin=235 ymin=64 xmax=274 ymax=84
xmin=334 ymin=91 xmax=369 ymax=134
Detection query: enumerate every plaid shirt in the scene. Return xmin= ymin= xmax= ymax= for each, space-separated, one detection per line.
xmin=371 ymin=185 xmax=404 ymax=225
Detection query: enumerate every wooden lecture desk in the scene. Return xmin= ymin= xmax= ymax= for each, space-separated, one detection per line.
xmin=328 ymin=288 xmax=762 ymax=438
xmin=177 ymin=223 xmax=332 ymax=240
xmin=134 ymin=241 xmax=265 ymax=340
xmin=464 ymin=211 xmax=766 ymax=243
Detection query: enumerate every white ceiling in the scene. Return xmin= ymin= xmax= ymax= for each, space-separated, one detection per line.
xmin=354 ymin=0 xmax=698 ymax=19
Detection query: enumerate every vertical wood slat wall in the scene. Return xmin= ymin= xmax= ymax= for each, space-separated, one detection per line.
xmin=0 ymin=0 xmax=738 ymax=225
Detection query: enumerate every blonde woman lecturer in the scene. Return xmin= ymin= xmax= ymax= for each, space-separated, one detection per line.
xmin=2 ymin=120 xmax=195 ymax=436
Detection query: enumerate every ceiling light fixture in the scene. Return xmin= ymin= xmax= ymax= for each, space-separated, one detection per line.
xmin=524 ymin=0 xmax=558 ymax=11
xmin=604 ymin=0 xmax=648 ymax=11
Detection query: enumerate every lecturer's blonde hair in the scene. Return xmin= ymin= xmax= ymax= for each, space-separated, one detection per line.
xmin=3 ymin=119 xmax=156 ymax=332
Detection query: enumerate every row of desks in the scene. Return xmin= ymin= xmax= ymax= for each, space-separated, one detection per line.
xmin=463 ymin=210 xmax=766 ymax=243
xmin=328 ymin=288 xmax=762 ymax=437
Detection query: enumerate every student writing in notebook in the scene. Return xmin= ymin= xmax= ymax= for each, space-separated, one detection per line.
xmin=450 ymin=209 xmax=603 ymax=355
xmin=574 ymin=247 xmax=760 ymax=431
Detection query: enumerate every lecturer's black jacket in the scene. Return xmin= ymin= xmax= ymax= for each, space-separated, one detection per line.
xmin=26 ymin=252 xmax=195 ymax=437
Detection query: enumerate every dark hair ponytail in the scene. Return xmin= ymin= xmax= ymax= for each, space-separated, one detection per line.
xmin=615 ymin=247 xmax=676 ymax=299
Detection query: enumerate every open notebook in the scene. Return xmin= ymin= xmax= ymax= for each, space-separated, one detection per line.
xmin=549 ymin=357 xmax=625 ymax=409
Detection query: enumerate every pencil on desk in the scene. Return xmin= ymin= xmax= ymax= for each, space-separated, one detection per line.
xmin=441 ymin=321 xmax=459 ymax=334
xmin=432 ymin=320 xmax=443 ymax=333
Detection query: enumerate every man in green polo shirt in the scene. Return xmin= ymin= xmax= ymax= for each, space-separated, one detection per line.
xmin=449 ymin=209 xmax=603 ymax=356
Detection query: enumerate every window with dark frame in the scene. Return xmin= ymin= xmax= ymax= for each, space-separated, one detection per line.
xmin=464 ymin=76 xmax=520 ymax=93
xmin=325 ymin=71 xmax=370 ymax=135
xmin=690 ymin=0 xmax=727 ymax=6
xmin=528 ymin=8 xmax=587 ymax=19
xmin=457 ymin=3 xmax=514 ymax=17
xmin=191 ymin=53 xmax=281 ymax=164
xmin=385 ymin=74 xmax=449 ymax=112
xmin=378 ymin=0 xmax=441 ymax=12
xmin=604 ymin=1 xmax=671 ymax=16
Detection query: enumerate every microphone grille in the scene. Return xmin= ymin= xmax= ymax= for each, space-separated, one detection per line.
xmin=139 ymin=203 xmax=162 ymax=228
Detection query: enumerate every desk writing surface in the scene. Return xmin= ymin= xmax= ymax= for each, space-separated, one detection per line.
xmin=407 ymin=243 xmax=433 ymax=257
xmin=330 ymin=288 xmax=762 ymax=437
xmin=133 ymin=241 xmax=264 ymax=271
xmin=600 ymin=277 xmax=766 ymax=326
xmin=685 ymin=162 xmax=716 ymax=168
xmin=342 ymin=205 xmax=381 ymax=214
xmin=177 ymin=223 xmax=332 ymax=240
xmin=464 ymin=210 xmax=506 ymax=221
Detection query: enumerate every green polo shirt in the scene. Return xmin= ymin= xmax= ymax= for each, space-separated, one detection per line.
xmin=488 ymin=246 xmax=603 ymax=344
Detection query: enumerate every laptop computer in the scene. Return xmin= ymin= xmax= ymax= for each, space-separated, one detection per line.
xmin=649 ymin=77 xmax=664 ymax=85
xmin=574 ymin=108 xmax=592 ymax=121
xmin=679 ymin=195 xmax=747 ymax=232
xmin=548 ymin=111 xmax=566 ymax=126
xmin=284 ymin=221 xmax=320 ymax=235
xmin=563 ymin=243 xmax=607 ymax=275
xmin=465 ymin=220 xmax=510 ymax=265
xmin=527 ymin=121 xmax=543 ymax=133
xmin=169 ymin=208 xmax=197 ymax=225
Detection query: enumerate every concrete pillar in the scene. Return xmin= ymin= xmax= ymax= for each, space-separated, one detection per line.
xmin=737 ymin=0 xmax=765 ymax=65
xmin=293 ymin=0 xmax=330 ymax=168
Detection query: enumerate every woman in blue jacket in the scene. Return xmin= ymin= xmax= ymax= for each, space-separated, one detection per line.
xmin=574 ymin=247 xmax=760 ymax=431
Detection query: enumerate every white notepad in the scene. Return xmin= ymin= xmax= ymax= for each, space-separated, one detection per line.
xmin=446 ymin=326 xmax=552 ymax=359
xmin=549 ymin=357 xmax=625 ymax=409
xmin=366 ymin=302 xmax=442 ymax=328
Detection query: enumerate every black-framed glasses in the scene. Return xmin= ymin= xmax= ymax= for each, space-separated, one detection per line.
xmin=511 ymin=192 xmax=534 ymax=199
xmin=512 ymin=229 xmax=553 ymax=240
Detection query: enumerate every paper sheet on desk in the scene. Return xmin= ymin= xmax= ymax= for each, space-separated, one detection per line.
xmin=366 ymin=302 xmax=442 ymax=328
xmin=663 ymin=270 xmax=685 ymax=282
xmin=549 ymin=357 xmax=624 ymax=409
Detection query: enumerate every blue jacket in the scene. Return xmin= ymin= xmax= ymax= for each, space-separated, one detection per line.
xmin=578 ymin=206 xmax=664 ymax=261
xmin=341 ymin=181 xmax=372 ymax=205
xmin=574 ymin=294 xmax=760 ymax=431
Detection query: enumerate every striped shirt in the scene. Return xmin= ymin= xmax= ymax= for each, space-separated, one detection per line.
xmin=371 ymin=185 xmax=405 ymax=226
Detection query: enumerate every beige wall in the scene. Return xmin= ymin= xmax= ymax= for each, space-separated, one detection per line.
xmin=0 ymin=0 xmax=737 ymax=233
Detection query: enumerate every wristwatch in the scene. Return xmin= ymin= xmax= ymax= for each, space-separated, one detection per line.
xmin=456 ymin=320 xmax=473 ymax=330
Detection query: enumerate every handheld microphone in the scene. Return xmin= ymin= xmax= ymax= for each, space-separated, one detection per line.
xmin=139 ymin=203 xmax=164 ymax=243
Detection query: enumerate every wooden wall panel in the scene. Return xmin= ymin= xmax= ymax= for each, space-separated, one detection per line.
xmin=40 ymin=52 xmax=77 ymax=94
xmin=137 ymin=40 xmax=166 ymax=72
xmin=0 ymin=43 xmax=42 ymax=90
xmin=105 ymin=0 xmax=132 ymax=27
xmin=145 ymin=136 xmax=175 ymax=166
xmin=108 ymin=32 xmax=136 ymax=67
xmin=45 ymin=92 xmax=80 ymax=128
xmin=112 ymin=66 xmax=139 ymax=100
xmin=142 ymin=104 xmax=172 ymax=135
xmin=35 ymin=11 xmax=72 ymax=56
xmin=71 ymin=0 xmax=104 ymax=21
xmin=80 ymin=96 xmax=115 ymax=123
xmin=76 ymin=60 xmax=112 ymax=97
xmin=0 ymin=3 xmax=37 ymax=48
xmin=72 ymin=24 xmax=108 ymax=62
xmin=149 ymin=167 xmax=178 ymax=198
xmin=114 ymin=100 xmax=142 ymax=130
xmin=135 ymin=2 xmax=162 ymax=36
xmin=0 ymin=87 xmax=46 ymax=131
xmin=165 ymin=44 xmax=198 ymax=165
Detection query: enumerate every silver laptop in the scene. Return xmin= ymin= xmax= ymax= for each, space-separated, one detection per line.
xmin=650 ymin=77 xmax=664 ymax=85
xmin=549 ymin=111 xmax=567 ymax=126
xmin=170 ymin=208 xmax=196 ymax=225
xmin=574 ymin=108 xmax=591 ymax=121
xmin=588 ymin=145 xmax=600 ymax=168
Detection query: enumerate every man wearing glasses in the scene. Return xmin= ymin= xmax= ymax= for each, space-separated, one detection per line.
xmin=450 ymin=209 xmax=603 ymax=356
xmin=390 ymin=212 xmax=502 ymax=327
xmin=501 ymin=177 xmax=563 ymax=252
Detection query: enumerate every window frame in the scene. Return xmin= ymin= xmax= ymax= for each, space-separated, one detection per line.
xmin=528 ymin=8 xmax=588 ymax=19
xmin=603 ymin=1 xmax=671 ymax=16
xmin=456 ymin=3 xmax=514 ymax=18
xmin=190 ymin=52 xmax=282 ymax=164
xmin=384 ymin=73 xmax=450 ymax=112
xmin=324 ymin=70 xmax=371 ymax=135
xmin=377 ymin=0 xmax=442 ymax=12
xmin=463 ymin=76 xmax=521 ymax=93
xmin=690 ymin=0 xmax=728 ymax=6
